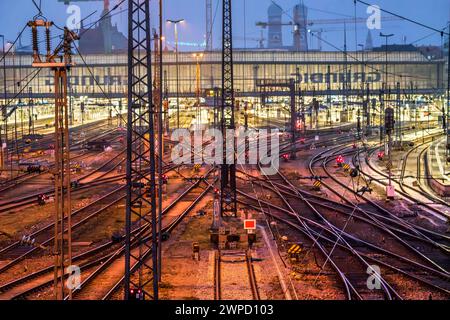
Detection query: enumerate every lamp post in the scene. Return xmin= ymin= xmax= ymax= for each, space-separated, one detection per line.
xmin=167 ymin=19 xmax=184 ymax=129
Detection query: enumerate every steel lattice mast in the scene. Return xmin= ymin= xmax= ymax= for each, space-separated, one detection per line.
xmin=220 ymin=0 xmax=237 ymax=217
xmin=125 ymin=0 xmax=158 ymax=300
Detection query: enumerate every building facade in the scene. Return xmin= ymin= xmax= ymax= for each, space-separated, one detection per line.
xmin=0 ymin=50 xmax=446 ymax=100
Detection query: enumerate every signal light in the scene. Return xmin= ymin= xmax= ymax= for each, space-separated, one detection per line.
xmin=377 ymin=151 xmax=384 ymax=160
xmin=336 ymin=155 xmax=344 ymax=165
xmin=129 ymin=288 xmax=144 ymax=300
xmin=214 ymin=188 xmax=220 ymax=195
xmin=282 ymin=154 xmax=289 ymax=161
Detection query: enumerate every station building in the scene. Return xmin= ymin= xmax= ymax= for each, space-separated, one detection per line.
xmin=0 ymin=48 xmax=446 ymax=101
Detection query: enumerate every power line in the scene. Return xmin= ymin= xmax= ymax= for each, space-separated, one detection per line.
xmin=0 ymin=25 xmax=28 ymax=64
xmin=72 ymin=42 xmax=127 ymax=126
xmin=1 ymin=68 xmax=42 ymax=119
xmin=355 ymin=0 xmax=450 ymax=36
xmin=309 ymin=30 xmax=444 ymax=84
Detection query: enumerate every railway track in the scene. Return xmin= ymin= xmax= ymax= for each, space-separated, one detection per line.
xmin=213 ymin=250 xmax=260 ymax=300
xmin=0 ymin=126 xmax=123 ymax=194
xmin=71 ymin=168 xmax=216 ymax=300
xmin=239 ymin=167 xmax=450 ymax=299
xmin=0 ymin=165 xmax=209 ymax=300
xmin=356 ymin=135 xmax=449 ymax=220
xmin=304 ymin=145 xmax=450 ymax=293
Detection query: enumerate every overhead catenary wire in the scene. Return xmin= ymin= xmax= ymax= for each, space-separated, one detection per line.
xmin=72 ymin=42 xmax=127 ymax=126
xmin=0 ymin=69 xmax=42 ymax=119
xmin=355 ymin=0 xmax=449 ymax=36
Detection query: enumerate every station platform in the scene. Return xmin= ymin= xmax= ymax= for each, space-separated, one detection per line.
xmin=426 ymin=137 xmax=450 ymax=197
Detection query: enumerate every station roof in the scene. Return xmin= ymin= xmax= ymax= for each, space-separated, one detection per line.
xmin=2 ymin=49 xmax=441 ymax=67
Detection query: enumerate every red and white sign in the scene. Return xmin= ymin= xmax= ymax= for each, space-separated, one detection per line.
xmin=244 ymin=219 xmax=256 ymax=230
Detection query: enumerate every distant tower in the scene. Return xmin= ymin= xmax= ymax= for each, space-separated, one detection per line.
xmin=100 ymin=0 xmax=112 ymax=54
xmin=293 ymin=1 xmax=308 ymax=51
xmin=365 ymin=30 xmax=373 ymax=51
xmin=268 ymin=3 xmax=283 ymax=49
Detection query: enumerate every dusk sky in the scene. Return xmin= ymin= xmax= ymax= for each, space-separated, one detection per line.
xmin=0 ymin=0 xmax=449 ymax=52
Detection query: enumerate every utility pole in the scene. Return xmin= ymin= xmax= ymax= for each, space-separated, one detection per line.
xmin=163 ymin=70 xmax=169 ymax=135
xmin=396 ymin=82 xmax=402 ymax=147
xmin=28 ymin=19 xmax=78 ymax=300
xmin=193 ymin=53 xmax=204 ymax=125
xmin=0 ymin=34 xmax=6 ymax=172
xmin=447 ymin=22 xmax=450 ymax=166
xmin=206 ymin=0 xmax=213 ymax=51
xmin=220 ymin=0 xmax=237 ymax=217
xmin=380 ymin=33 xmax=394 ymax=146
xmin=125 ymin=0 xmax=158 ymax=300
xmin=385 ymin=107 xmax=395 ymax=198
xmin=326 ymin=65 xmax=331 ymax=127
xmin=167 ymin=19 xmax=184 ymax=129
xmin=290 ymin=79 xmax=297 ymax=159
xmin=157 ymin=0 xmax=164 ymax=284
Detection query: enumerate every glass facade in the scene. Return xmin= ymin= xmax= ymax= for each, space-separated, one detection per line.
xmin=0 ymin=50 xmax=445 ymax=99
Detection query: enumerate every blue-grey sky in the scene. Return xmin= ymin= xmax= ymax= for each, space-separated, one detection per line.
xmin=0 ymin=0 xmax=449 ymax=51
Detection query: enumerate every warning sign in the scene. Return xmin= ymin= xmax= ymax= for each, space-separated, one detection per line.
xmin=244 ymin=219 xmax=256 ymax=230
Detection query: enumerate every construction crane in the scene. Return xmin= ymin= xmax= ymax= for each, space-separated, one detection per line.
xmin=307 ymin=27 xmax=367 ymax=51
xmin=235 ymin=32 xmax=266 ymax=49
xmin=256 ymin=16 xmax=401 ymax=29
xmin=256 ymin=9 xmax=401 ymax=50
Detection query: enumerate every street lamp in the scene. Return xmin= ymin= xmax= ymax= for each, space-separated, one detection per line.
xmin=167 ymin=19 xmax=184 ymax=129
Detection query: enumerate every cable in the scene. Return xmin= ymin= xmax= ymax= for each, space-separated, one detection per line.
xmin=1 ymin=69 xmax=42 ymax=119
xmin=308 ymin=31 xmax=442 ymax=83
xmin=72 ymin=42 xmax=127 ymax=126
xmin=355 ymin=0 xmax=449 ymax=36
xmin=205 ymin=0 xmax=220 ymax=50
xmin=0 ymin=25 xmax=28 ymax=64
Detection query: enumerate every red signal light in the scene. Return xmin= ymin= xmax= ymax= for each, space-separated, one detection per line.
xmin=336 ymin=155 xmax=344 ymax=164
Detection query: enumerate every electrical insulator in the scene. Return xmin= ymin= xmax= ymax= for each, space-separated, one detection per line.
xmin=46 ymin=27 xmax=51 ymax=57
